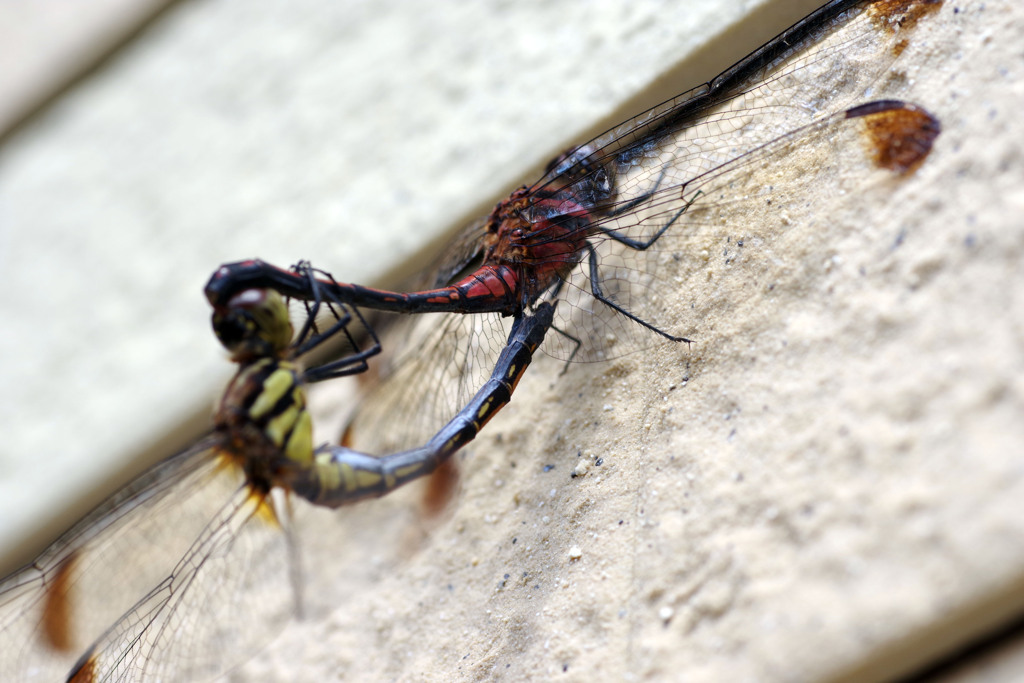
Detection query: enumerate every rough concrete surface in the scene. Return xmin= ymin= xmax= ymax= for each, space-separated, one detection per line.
xmin=246 ymin=2 xmax=1024 ymax=683
xmin=2 ymin=0 xmax=1023 ymax=682
xmin=0 ymin=0 xmax=173 ymax=135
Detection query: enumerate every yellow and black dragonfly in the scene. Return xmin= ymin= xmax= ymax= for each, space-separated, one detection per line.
xmin=0 ymin=263 xmax=553 ymax=682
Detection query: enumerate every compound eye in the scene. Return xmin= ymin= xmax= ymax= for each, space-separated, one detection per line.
xmin=212 ymin=309 xmax=250 ymax=350
xmin=211 ymin=289 xmax=293 ymax=361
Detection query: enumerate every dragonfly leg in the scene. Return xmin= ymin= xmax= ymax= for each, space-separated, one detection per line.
xmin=289 ymin=262 xmax=382 ymax=381
xmin=597 ymin=188 xmax=700 ymax=250
xmin=584 ymin=243 xmax=691 ymax=343
xmin=600 ymin=164 xmax=671 ymax=220
xmin=289 ymin=260 xmax=356 ymax=355
xmin=550 ymin=324 xmax=583 ymax=372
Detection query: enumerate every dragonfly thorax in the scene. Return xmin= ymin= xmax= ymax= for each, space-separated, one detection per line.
xmin=482 ymin=187 xmax=593 ymax=303
xmin=215 ymin=357 xmax=315 ymax=484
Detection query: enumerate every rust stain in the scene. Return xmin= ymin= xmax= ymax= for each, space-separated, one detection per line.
xmin=868 ymin=0 xmax=944 ymax=45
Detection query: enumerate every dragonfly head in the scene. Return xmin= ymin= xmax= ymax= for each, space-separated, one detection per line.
xmin=211 ymin=288 xmax=294 ymax=362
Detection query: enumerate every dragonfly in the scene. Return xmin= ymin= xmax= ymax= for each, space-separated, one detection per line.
xmin=0 ymin=262 xmax=554 ymax=682
xmin=206 ymin=0 xmax=943 ymax=456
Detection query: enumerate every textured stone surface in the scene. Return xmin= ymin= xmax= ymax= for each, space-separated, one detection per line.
xmin=259 ymin=3 xmax=1024 ymax=682
xmin=2 ymin=1 xmax=1023 ymax=681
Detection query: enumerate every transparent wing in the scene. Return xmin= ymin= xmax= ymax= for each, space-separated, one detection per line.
xmin=343 ymin=310 xmax=514 ymax=454
xmin=0 ymin=439 xmax=294 ymax=682
xmin=551 ymin=101 xmax=938 ymax=358
xmin=70 ymin=481 xmax=293 ymax=682
xmin=0 ymin=438 xmax=221 ymax=681
xmin=573 ymin=0 xmax=936 ymax=193
xmin=341 ymin=0 xmax=942 ymax=453
xmin=521 ymin=0 xmax=941 ymax=356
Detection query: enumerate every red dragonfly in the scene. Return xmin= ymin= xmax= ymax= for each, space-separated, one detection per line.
xmin=207 ymin=0 xmax=942 ymax=455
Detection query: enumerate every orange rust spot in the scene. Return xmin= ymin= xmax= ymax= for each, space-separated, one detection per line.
xmin=421 ymin=458 xmax=460 ymax=518
xmin=868 ymin=0 xmax=943 ymax=45
xmin=41 ymin=553 xmax=77 ymax=652
xmin=858 ymin=103 xmax=941 ymax=174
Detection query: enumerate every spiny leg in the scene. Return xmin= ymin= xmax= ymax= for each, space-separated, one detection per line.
xmin=584 ymin=243 xmax=690 ymax=343
xmin=289 ymin=262 xmax=382 ymax=381
xmin=597 ymin=187 xmax=701 ymax=250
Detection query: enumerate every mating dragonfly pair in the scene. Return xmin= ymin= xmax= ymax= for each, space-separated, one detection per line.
xmin=0 ymin=0 xmax=942 ymax=680
xmin=1 ymin=264 xmax=554 ymax=682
